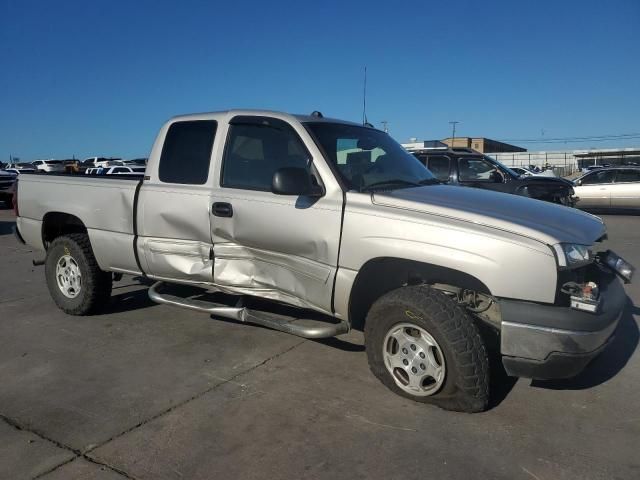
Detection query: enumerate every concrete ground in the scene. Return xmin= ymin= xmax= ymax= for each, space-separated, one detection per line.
xmin=0 ymin=206 xmax=638 ymax=480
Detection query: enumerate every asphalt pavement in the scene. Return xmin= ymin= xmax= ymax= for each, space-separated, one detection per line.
xmin=0 ymin=206 xmax=638 ymax=480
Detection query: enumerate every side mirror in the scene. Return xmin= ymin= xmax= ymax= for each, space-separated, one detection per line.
xmin=576 ymin=179 xmax=582 ymax=186
xmin=272 ymin=167 xmax=323 ymax=196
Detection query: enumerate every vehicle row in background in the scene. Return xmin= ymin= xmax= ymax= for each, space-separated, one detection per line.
xmin=1 ymin=158 xmax=147 ymax=175
xmin=509 ymin=166 xmax=557 ymax=177
xmin=573 ymin=166 xmax=640 ymax=211
xmin=406 ymin=146 xmax=575 ymax=206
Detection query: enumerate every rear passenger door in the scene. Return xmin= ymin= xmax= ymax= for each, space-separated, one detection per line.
xmin=610 ymin=169 xmax=640 ymax=208
xmin=209 ymin=115 xmax=343 ymax=313
xmin=576 ymin=170 xmax=615 ymax=208
xmin=137 ymin=120 xmax=218 ymax=282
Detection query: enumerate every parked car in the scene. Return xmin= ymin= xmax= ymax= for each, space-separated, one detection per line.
xmin=84 ymin=157 xmax=124 ymax=168
xmin=4 ymin=167 xmax=37 ymax=175
xmin=0 ymin=170 xmax=17 ymax=206
xmin=14 ymin=110 xmax=632 ymax=412
xmin=32 ymin=160 xmax=65 ymax=173
xmin=408 ymin=147 xmax=574 ymax=205
xmin=104 ymin=166 xmax=146 ymax=175
xmin=62 ymin=159 xmax=83 ymax=174
xmin=5 ymin=162 xmax=36 ymax=172
xmin=573 ymin=166 xmax=640 ymax=210
xmin=85 ymin=161 xmax=127 ymax=175
xmin=510 ymin=167 xmax=532 ymax=176
xmin=123 ymin=158 xmax=148 ymax=166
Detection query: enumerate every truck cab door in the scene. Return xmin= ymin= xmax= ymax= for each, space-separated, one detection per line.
xmin=456 ymin=156 xmax=512 ymax=193
xmin=137 ymin=119 xmax=219 ymax=283
xmin=208 ymin=115 xmax=343 ymax=314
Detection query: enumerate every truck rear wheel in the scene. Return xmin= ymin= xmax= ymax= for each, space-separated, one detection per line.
xmin=45 ymin=234 xmax=112 ymax=315
xmin=364 ymin=285 xmax=490 ymax=412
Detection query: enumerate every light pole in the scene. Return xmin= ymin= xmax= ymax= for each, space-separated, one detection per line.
xmin=449 ymin=121 xmax=460 ymax=147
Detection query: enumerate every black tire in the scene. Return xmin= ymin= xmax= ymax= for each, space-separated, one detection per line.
xmin=45 ymin=234 xmax=112 ymax=315
xmin=364 ymin=285 xmax=490 ymax=413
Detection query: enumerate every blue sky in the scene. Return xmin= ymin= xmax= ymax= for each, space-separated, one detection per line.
xmin=1 ymin=0 xmax=639 ymax=160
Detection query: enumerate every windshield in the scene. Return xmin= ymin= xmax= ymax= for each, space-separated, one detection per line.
xmin=305 ymin=123 xmax=436 ymax=191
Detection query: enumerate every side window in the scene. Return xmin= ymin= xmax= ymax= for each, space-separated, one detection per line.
xmin=427 ymin=156 xmax=451 ymax=182
xmin=581 ymin=170 xmax=615 ymax=185
xmin=615 ymin=169 xmax=640 ymax=183
xmin=222 ymin=117 xmax=310 ymax=191
xmin=159 ymin=120 xmax=217 ymax=185
xmin=458 ymin=157 xmax=498 ymax=182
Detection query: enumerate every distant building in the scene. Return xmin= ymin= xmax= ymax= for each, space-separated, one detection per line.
xmin=441 ymin=137 xmax=526 ymax=153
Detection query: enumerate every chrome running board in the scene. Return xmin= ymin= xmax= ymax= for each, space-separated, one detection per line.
xmin=148 ymin=282 xmax=349 ymax=339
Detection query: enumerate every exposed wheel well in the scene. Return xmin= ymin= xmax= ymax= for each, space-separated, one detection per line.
xmin=348 ymin=257 xmax=491 ymax=330
xmin=42 ymin=212 xmax=88 ymax=249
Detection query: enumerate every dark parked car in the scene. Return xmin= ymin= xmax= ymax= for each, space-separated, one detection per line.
xmin=0 ymin=170 xmax=17 ymax=206
xmin=410 ymin=147 xmax=575 ymax=206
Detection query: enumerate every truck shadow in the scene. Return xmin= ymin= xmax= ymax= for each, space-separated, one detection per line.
xmin=0 ymin=220 xmax=16 ymax=236
xmin=99 ymin=278 xmax=157 ymax=315
xmin=530 ymin=300 xmax=639 ymax=391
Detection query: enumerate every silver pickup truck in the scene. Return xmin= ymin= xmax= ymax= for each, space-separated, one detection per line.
xmin=14 ymin=110 xmax=633 ymax=412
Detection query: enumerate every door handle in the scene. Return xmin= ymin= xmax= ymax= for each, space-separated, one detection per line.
xmin=212 ymin=202 xmax=233 ymax=217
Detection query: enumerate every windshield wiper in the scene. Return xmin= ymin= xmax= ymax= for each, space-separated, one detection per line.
xmin=361 ymin=179 xmax=422 ymax=192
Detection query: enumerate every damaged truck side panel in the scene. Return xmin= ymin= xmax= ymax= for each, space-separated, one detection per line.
xmin=15 ymin=109 xmax=629 ymax=413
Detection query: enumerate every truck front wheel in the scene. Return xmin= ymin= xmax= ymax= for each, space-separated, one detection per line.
xmin=364 ymin=285 xmax=490 ymax=412
xmin=45 ymin=234 xmax=112 ymax=315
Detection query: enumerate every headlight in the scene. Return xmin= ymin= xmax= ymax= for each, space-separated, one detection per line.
xmin=601 ymin=250 xmax=635 ymax=283
xmin=552 ymin=243 xmax=593 ymax=268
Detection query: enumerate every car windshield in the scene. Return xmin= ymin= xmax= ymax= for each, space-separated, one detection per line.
xmin=305 ymin=123 xmax=436 ymax=191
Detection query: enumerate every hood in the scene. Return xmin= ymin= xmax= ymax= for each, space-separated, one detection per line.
xmin=519 ymin=176 xmax=574 ymax=187
xmin=0 ymin=170 xmax=17 ymax=178
xmin=372 ymin=185 xmax=605 ymax=245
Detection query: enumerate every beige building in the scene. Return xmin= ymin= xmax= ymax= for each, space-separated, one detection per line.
xmin=442 ymin=137 xmax=526 ymax=153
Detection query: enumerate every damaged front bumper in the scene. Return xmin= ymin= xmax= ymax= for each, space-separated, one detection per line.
xmin=498 ymin=265 xmax=627 ymax=379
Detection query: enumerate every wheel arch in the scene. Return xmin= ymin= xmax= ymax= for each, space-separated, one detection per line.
xmin=42 ymin=212 xmax=88 ymax=249
xmin=348 ymin=257 xmax=491 ymax=330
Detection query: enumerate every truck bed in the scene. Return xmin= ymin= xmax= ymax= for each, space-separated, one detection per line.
xmin=16 ymin=173 xmax=142 ymax=274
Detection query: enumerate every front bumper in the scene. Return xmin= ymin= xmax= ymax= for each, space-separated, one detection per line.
xmin=499 ymin=266 xmax=626 ymax=379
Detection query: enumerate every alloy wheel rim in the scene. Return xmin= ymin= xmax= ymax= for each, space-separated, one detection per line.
xmin=382 ymin=322 xmax=446 ymax=396
xmin=55 ymin=255 xmax=82 ymax=299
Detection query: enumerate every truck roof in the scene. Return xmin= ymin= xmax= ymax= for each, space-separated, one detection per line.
xmin=168 ymin=109 xmax=364 ymax=127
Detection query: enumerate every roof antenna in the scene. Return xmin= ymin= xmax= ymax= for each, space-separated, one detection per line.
xmin=361 ymin=66 xmax=368 ymax=125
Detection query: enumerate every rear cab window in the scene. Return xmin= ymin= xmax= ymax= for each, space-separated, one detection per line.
xmin=159 ymin=120 xmax=217 ymax=184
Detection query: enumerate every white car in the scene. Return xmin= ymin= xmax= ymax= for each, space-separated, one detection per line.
xmin=4 ymin=163 xmax=37 ymax=174
xmin=84 ymin=157 xmax=124 ymax=168
xmin=32 ymin=160 xmax=65 ymax=173
xmin=510 ymin=167 xmax=556 ymax=178
xmin=105 ymin=166 xmax=145 ymax=175
xmin=574 ymin=167 xmax=640 ymax=210
xmin=85 ymin=162 xmax=130 ymax=175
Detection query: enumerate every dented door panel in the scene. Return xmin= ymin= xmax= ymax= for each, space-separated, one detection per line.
xmin=138 ymin=184 xmax=214 ymax=281
xmin=210 ymin=189 xmax=342 ymax=312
